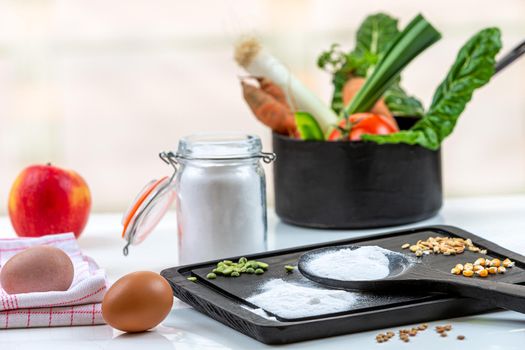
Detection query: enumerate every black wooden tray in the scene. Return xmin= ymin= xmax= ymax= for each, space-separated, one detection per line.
xmin=161 ymin=225 xmax=525 ymax=345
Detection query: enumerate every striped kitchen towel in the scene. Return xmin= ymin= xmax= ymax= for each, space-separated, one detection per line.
xmin=0 ymin=233 xmax=108 ymax=328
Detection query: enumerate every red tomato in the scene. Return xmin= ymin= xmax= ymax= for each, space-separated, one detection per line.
xmin=328 ymin=113 xmax=399 ymax=141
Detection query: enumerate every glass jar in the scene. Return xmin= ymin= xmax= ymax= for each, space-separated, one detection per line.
xmin=121 ymin=133 xmax=275 ymax=265
xmin=175 ymin=133 xmax=273 ymax=264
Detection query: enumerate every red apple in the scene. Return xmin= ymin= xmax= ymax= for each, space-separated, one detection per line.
xmin=8 ymin=164 xmax=91 ymax=238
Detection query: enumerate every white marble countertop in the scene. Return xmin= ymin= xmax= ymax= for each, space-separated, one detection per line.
xmin=1 ymin=195 xmax=525 ymax=349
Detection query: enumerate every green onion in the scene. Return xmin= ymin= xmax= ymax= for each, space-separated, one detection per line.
xmin=344 ymin=14 xmax=441 ymax=116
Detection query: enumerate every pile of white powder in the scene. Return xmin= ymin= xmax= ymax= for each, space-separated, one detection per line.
xmin=246 ymin=279 xmax=358 ymax=319
xmin=304 ymin=246 xmax=399 ymax=281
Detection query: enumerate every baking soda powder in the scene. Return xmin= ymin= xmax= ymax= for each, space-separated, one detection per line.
xmin=247 ymin=279 xmax=358 ymax=319
xmin=305 ymin=246 xmax=399 ymax=281
xmin=175 ymin=134 xmax=270 ymax=264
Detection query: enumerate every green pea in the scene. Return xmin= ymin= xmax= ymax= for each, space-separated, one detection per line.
xmin=285 ymin=265 xmax=296 ymax=272
xmin=231 ymin=271 xmax=240 ymax=277
xmin=223 ymin=260 xmax=233 ymax=265
xmin=238 ymin=257 xmax=248 ymax=264
xmin=246 ymin=267 xmax=255 ymax=274
xmin=206 ymin=273 xmax=217 ymax=279
xmin=187 ymin=276 xmax=197 ymax=282
xmin=222 ymin=268 xmax=233 ymax=275
xmin=255 ymin=268 xmax=264 ymax=275
xmin=257 ymin=262 xmax=269 ymax=270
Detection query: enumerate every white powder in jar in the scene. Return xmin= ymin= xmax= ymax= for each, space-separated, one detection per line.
xmin=304 ymin=246 xmax=398 ymax=281
xmin=246 ymin=279 xmax=358 ymax=319
xmin=177 ymin=161 xmax=266 ymax=264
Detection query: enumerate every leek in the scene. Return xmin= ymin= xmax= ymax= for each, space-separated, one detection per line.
xmin=235 ymin=37 xmax=339 ymax=133
xmin=344 ymin=14 xmax=441 ymax=116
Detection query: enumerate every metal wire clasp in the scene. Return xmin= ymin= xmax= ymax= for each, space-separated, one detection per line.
xmin=258 ymin=151 xmax=276 ymax=164
xmin=160 ymin=151 xmax=178 ymax=169
xmin=159 ymin=151 xmax=179 ymax=184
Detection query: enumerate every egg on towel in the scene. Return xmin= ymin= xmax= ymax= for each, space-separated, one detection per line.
xmin=1 ymin=245 xmax=74 ymax=294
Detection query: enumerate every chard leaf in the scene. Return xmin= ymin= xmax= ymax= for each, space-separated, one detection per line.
xmin=363 ymin=27 xmax=502 ymax=150
xmin=384 ymin=81 xmax=424 ymax=117
xmin=295 ymin=112 xmax=324 ymax=140
xmin=352 ymin=13 xmax=399 ymax=77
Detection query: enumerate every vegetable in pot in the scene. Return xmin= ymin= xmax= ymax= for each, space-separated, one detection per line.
xmin=327 ymin=113 xmax=399 ymax=141
xmin=382 ymin=79 xmax=425 ymax=117
xmin=235 ymin=37 xmax=338 ymax=132
xmin=363 ymin=28 xmax=502 ymax=150
xmin=237 ymin=13 xmax=503 ymax=149
xmin=318 ymin=13 xmax=425 ymax=117
xmin=240 ymin=77 xmax=297 ymax=136
xmin=342 ymin=77 xmax=392 ymax=118
xmin=295 ymin=112 xmax=324 ymax=141
xmin=344 ymin=14 xmax=441 ymax=116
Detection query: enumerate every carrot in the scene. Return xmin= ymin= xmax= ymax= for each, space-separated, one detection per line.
xmin=241 ymin=79 xmax=297 ymax=135
xmin=235 ymin=37 xmax=338 ymax=132
xmin=255 ymin=77 xmax=290 ymax=107
xmin=343 ymin=77 xmax=393 ymax=119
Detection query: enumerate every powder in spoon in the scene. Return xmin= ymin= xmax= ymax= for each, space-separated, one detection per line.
xmin=246 ymin=279 xmax=358 ymax=319
xmin=304 ymin=246 xmax=401 ymax=281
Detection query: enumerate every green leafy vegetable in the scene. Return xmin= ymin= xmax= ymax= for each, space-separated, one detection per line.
xmin=317 ymin=43 xmax=347 ymax=75
xmin=355 ymin=14 xmax=428 ymax=118
xmin=295 ymin=112 xmax=324 ymax=140
xmin=317 ymin=44 xmax=351 ymax=114
xmin=352 ymin=13 xmax=400 ymax=77
xmin=318 ymin=14 xmax=399 ymax=114
xmin=363 ymin=27 xmax=502 ymax=150
xmin=328 ymin=73 xmax=348 ymax=115
xmin=352 ymin=13 xmax=426 ymax=118
xmin=318 ymin=13 xmax=425 ymax=117
xmin=383 ymin=80 xmax=424 ymax=117
xmin=345 ymin=14 xmax=441 ymax=116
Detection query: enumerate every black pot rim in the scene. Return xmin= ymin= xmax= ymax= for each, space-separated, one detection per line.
xmin=272 ymin=132 xmax=439 ymax=151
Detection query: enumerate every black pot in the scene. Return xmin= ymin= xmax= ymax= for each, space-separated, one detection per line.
xmin=272 ymin=126 xmax=442 ymax=229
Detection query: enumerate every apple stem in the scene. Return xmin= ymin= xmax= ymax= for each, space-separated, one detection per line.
xmin=46 ymin=162 xmax=52 ymax=166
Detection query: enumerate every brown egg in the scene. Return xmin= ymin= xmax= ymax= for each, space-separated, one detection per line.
xmin=1 ymin=245 xmax=74 ymax=294
xmin=102 ymin=271 xmax=173 ymax=333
